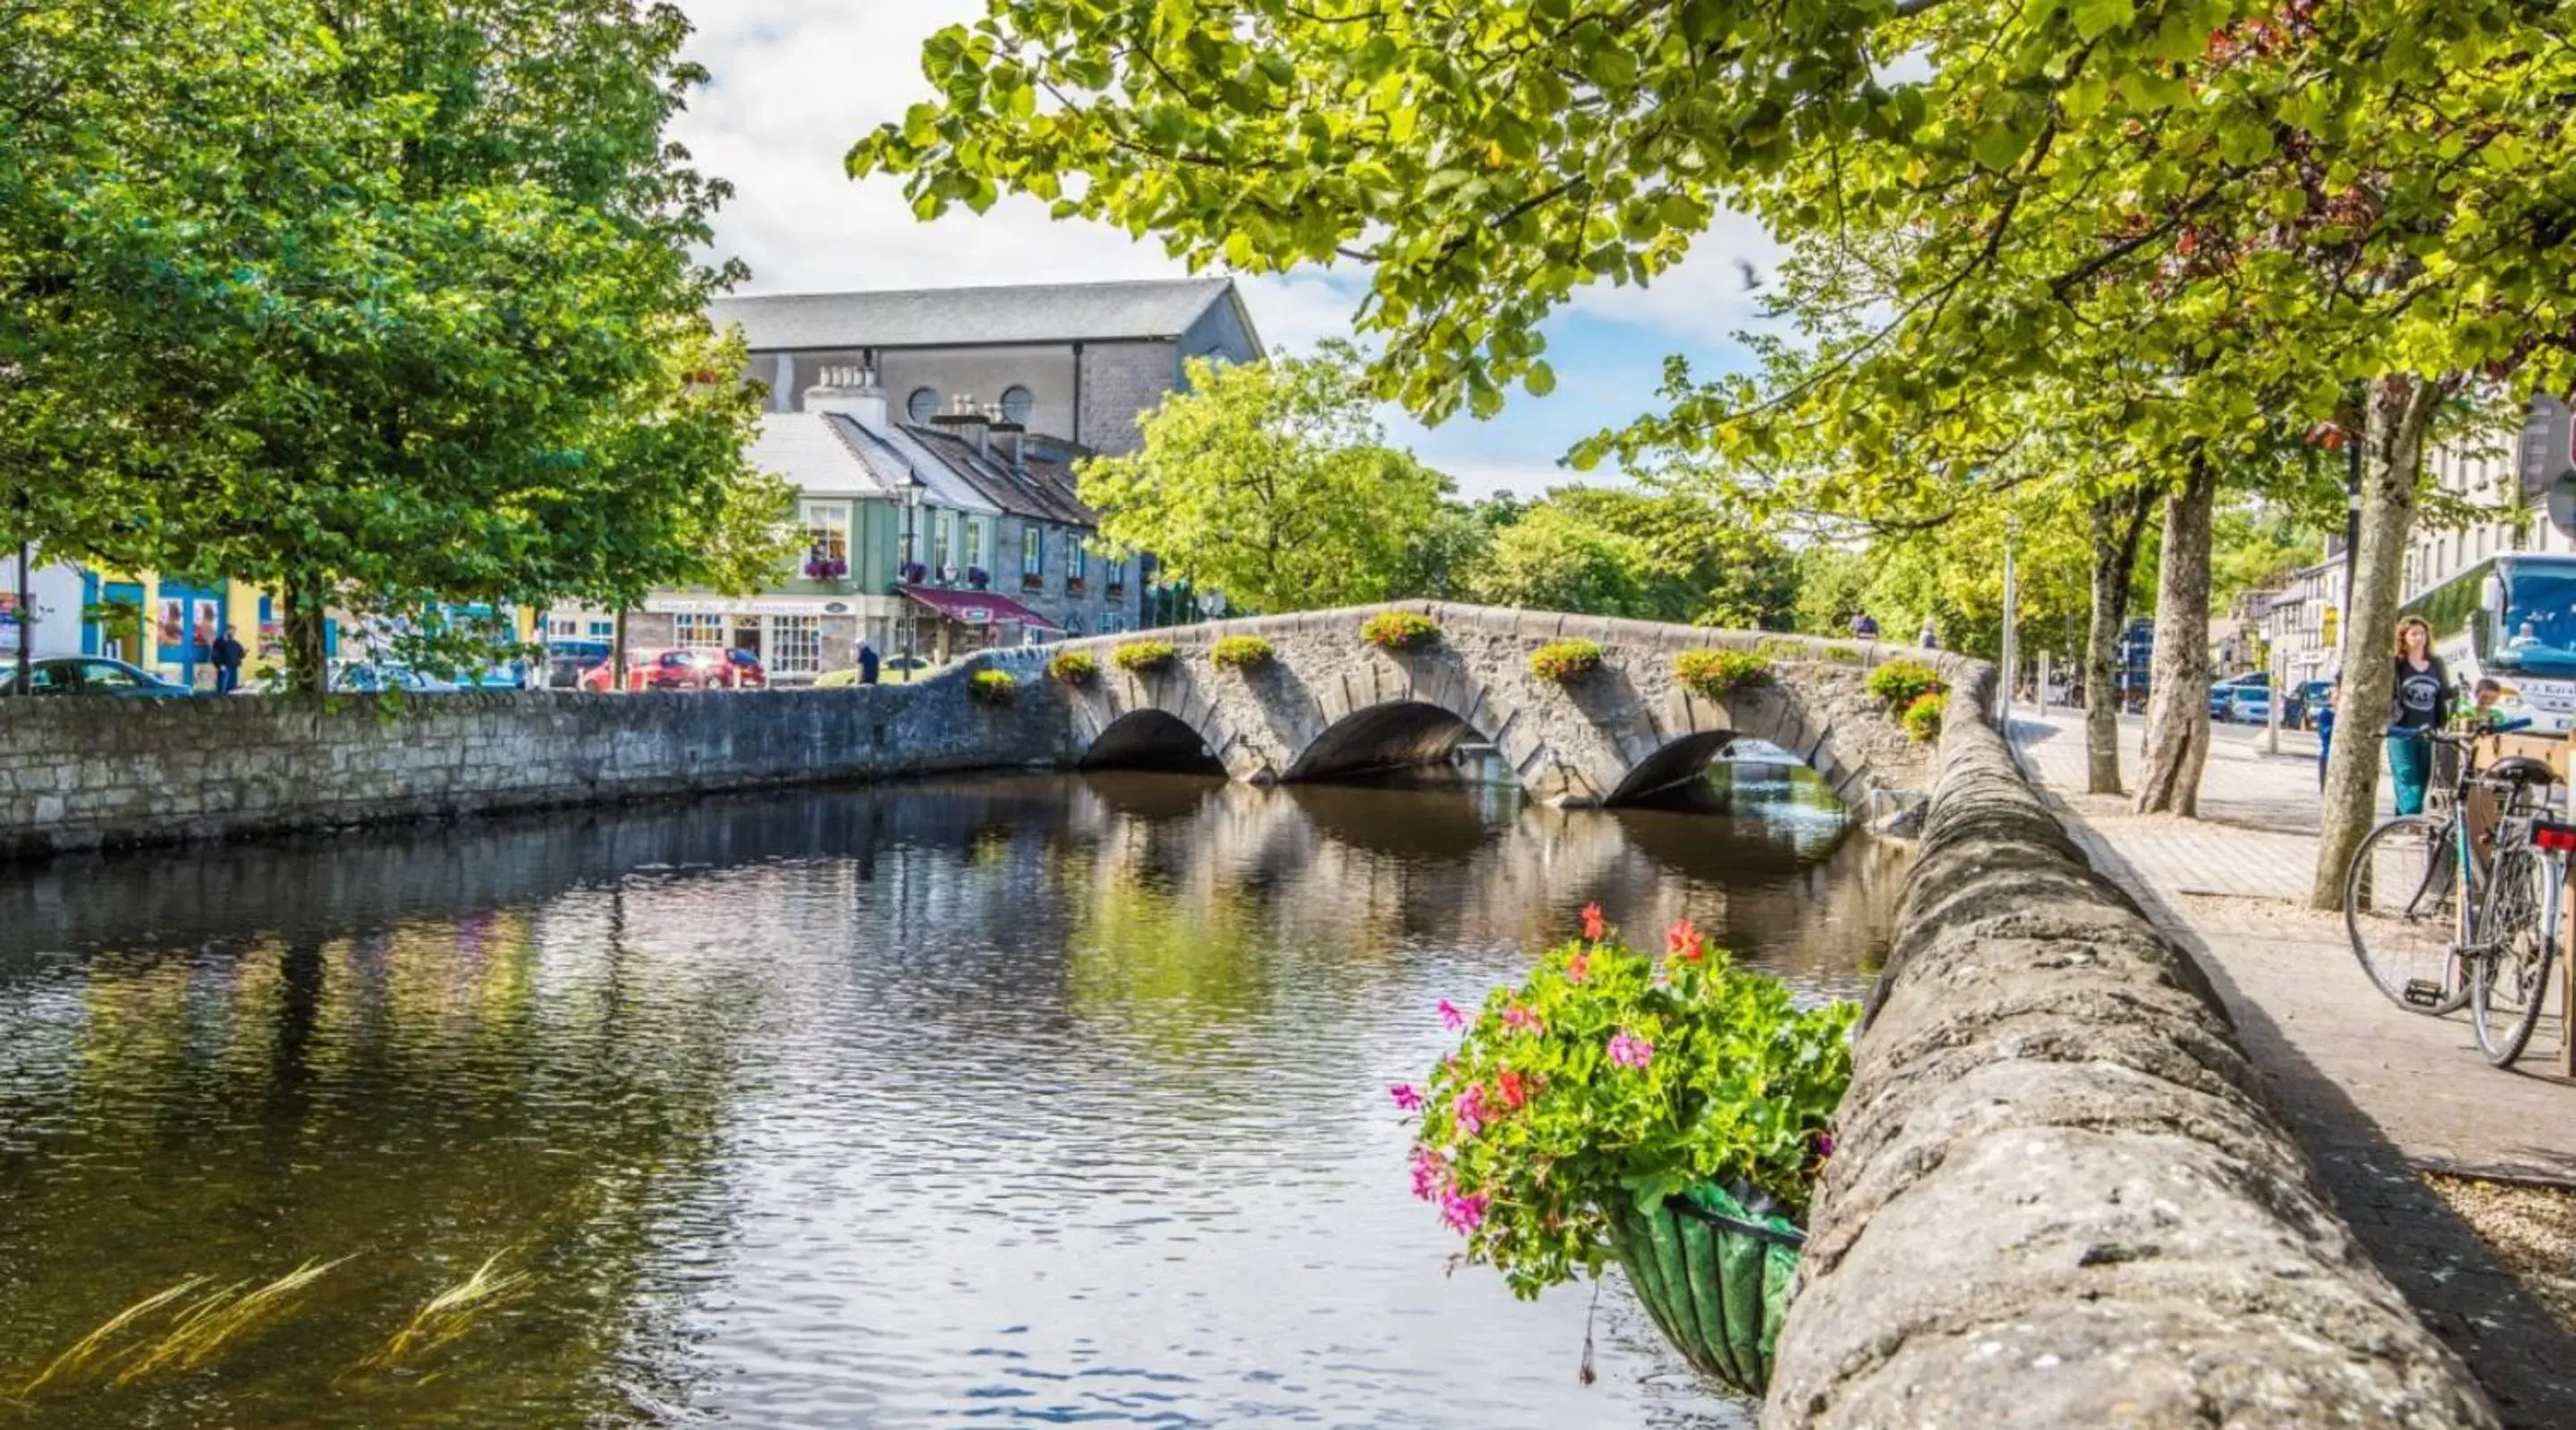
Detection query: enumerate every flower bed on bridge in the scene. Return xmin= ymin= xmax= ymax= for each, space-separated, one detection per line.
xmin=1046 ymin=650 xmax=1099 ymax=686
xmin=1529 ymin=639 xmax=1604 ymax=682
xmin=968 ymin=669 xmax=1019 ymax=705
xmin=1360 ymin=611 xmax=1441 ymax=652
xmin=1674 ymin=649 xmax=1770 ymax=698
xmin=1112 ymin=639 xmax=1178 ymax=673
xmin=1209 ymin=634 xmax=1275 ymax=672
xmin=1397 ymin=908 xmax=1855 ymax=1396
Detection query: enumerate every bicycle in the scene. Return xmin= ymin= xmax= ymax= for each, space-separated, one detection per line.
xmin=2343 ymin=727 xmax=2551 ymax=1015
xmin=2463 ymin=806 xmax=2568 ymax=1067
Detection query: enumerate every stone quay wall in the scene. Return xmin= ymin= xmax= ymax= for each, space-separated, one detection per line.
xmin=0 ymin=664 xmax=1071 ymax=860
xmin=1765 ymin=663 xmax=2496 ymax=1428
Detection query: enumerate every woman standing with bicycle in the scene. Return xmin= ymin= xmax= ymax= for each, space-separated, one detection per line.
xmin=2386 ymin=615 xmax=2453 ymax=816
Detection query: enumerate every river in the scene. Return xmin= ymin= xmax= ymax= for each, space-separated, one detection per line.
xmin=0 ymin=760 xmax=1903 ymax=1428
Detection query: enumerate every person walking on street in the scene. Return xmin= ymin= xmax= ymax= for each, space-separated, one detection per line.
xmin=1852 ymin=611 xmax=1879 ymax=640
xmin=210 ymin=626 xmax=246 ymax=695
xmin=858 ymin=640 xmax=882 ymax=686
xmin=2385 ymin=617 xmax=2449 ymax=817
xmin=2315 ymin=675 xmax=2338 ymax=789
xmin=1918 ymin=620 xmax=1940 ymax=651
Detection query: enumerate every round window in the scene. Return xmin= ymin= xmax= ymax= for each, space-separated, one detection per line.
xmin=905 ymin=387 xmax=940 ymax=424
xmin=999 ymin=385 xmax=1035 ymax=425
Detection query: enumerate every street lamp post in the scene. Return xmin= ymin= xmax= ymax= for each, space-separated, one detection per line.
xmin=902 ymin=486 xmax=922 ymax=672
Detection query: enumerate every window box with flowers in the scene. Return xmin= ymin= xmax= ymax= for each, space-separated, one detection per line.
xmin=1397 ymin=906 xmax=1855 ymax=1397
xmin=1065 ymin=577 xmax=1088 ymax=595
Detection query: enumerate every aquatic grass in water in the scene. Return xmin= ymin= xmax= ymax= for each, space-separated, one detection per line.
xmin=360 ymin=1251 xmax=533 ymax=1373
xmin=20 ymin=1258 xmax=350 ymax=1395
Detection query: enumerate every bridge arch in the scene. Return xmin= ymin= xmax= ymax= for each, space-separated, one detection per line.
xmin=1046 ymin=604 xmax=1950 ymax=814
xmin=1080 ymin=708 xmax=1225 ymax=774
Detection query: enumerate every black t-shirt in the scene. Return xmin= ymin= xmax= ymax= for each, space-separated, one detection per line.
xmin=2392 ymin=656 xmax=2450 ymax=731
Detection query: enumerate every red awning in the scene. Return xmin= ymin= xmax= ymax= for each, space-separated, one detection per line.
xmin=897 ymin=583 xmax=1063 ymax=631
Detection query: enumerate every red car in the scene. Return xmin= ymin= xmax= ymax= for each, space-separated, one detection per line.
xmin=716 ymin=649 xmax=767 ymax=689
xmin=577 ymin=648 xmax=724 ymax=692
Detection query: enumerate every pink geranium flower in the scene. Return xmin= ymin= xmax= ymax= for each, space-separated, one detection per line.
xmin=1437 ymin=998 xmax=1465 ymax=1031
xmin=1410 ymin=1147 xmax=1450 ymax=1201
xmin=1390 ymin=1084 xmax=1424 ymax=1112
xmin=1453 ymin=1083 xmax=1489 ymax=1136
xmin=1439 ymin=1189 xmax=1489 ymax=1232
xmin=1502 ymin=1003 xmax=1543 ymax=1036
xmin=1607 ymin=1029 xmax=1655 ymax=1069
xmin=1580 ymin=902 xmax=1606 ymax=942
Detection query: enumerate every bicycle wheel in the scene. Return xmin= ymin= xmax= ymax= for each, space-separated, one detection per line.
xmin=2344 ymin=815 xmax=2470 ymax=1014
xmin=2470 ymin=850 xmax=2555 ymax=1066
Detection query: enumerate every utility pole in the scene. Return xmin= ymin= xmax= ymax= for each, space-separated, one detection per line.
xmin=2000 ymin=519 xmax=2020 ymax=728
xmin=12 ymin=489 xmax=30 ymax=696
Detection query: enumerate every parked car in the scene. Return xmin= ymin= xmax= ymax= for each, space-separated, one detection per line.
xmin=2208 ymin=672 xmax=2269 ymax=722
xmin=579 ymin=647 xmax=724 ymax=692
xmin=334 ymin=663 xmax=461 ymax=695
xmin=2224 ymin=687 xmax=2273 ymax=725
xmin=717 ymin=649 xmax=767 ymax=689
xmin=2294 ymin=678 xmax=2334 ymax=729
xmin=0 ymin=656 xmax=194 ymax=698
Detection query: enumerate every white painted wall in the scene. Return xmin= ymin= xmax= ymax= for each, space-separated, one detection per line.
xmin=0 ymin=556 xmax=87 ymax=659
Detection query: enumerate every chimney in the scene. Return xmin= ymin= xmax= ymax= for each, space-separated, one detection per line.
xmin=931 ymin=393 xmax=992 ymax=459
xmin=803 ymin=364 xmax=888 ymax=434
xmin=992 ymin=419 xmax=1028 ymax=475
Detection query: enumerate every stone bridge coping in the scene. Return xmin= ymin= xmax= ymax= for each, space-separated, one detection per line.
xmin=1015 ymin=602 xmax=1978 ymax=810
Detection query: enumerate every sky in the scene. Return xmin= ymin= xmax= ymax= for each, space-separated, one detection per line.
xmin=669 ymin=1 xmax=1778 ymax=499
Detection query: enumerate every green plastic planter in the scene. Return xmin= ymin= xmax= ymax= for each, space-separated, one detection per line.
xmin=1602 ymin=1185 xmax=1802 ymax=1397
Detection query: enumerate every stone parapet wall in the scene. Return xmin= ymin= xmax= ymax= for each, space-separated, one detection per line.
xmin=1764 ymin=663 xmax=2496 ymax=1428
xmin=0 ymin=666 xmax=1070 ymax=860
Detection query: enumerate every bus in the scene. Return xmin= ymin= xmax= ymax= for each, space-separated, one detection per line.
xmin=2404 ymin=551 xmax=2576 ymax=732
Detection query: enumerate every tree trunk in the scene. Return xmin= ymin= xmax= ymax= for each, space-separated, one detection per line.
xmin=283 ymin=575 xmax=328 ymax=694
xmin=2131 ymin=453 xmax=2220 ymax=815
xmin=2084 ymin=487 xmax=2155 ymax=795
xmin=613 ymin=606 xmax=630 ymax=690
xmin=2311 ymin=374 xmax=2443 ymax=907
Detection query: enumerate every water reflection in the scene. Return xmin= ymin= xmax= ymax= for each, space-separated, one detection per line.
xmin=0 ymin=763 xmax=1901 ymax=1428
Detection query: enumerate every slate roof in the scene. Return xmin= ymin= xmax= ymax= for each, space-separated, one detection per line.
xmin=747 ymin=412 xmax=897 ymax=497
xmin=901 ymin=424 xmax=1097 ymax=528
xmin=829 ymin=415 xmax=1003 ymax=517
xmin=711 ymin=277 xmax=1238 ymax=351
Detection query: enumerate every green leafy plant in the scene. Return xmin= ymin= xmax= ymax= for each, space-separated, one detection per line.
xmin=1824 ymin=644 xmax=1860 ymax=662
xmin=1755 ymin=638 xmax=1809 ymax=663
xmin=1528 ymin=639 xmax=1603 ymax=682
xmin=1112 ymin=639 xmax=1178 ymax=673
xmin=1401 ymin=908 xmax=1855 ymax=1299
xmin=1673 ymin=649 xmax=1769 ymax=698
xmin=968 ymin=669 xmax=1019 ymax=705
xmin=1360 ymin=611 xmax=1440 ymax=652
xmin=1046 ymin=650 xmax=1099 ymax=685
xmin=1903 ymin=690 xmax=1948 ymax=742
xmin=1209 ymin=634 xmax=1275 ymax=672
xmin=1866 ymin=658 xmax=1944 ymax=712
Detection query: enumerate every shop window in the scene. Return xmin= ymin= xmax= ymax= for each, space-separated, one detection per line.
xmin=1021 ymin=527 xmax=1043 ymax=579
xmin=932 ymin=512 xmax=953 ymax=574
xmin=675 ymin=613 xmax=726 ymax=648
xmin=769 ymin=615 xmax=821 ymax=675
xmin=801 ymin=500 xmax=851 ymax=580
xmin=964 ymin=520 xmax=984 ymax=571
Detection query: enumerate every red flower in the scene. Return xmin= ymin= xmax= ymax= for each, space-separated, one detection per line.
xmin=1580 ymin=902 xmax=1606 ymax=943
xmin=1666 ymin=918 xmax=1706 ymax=963
xmin=1497 ymin=1069 xmax=1529 ymax=1110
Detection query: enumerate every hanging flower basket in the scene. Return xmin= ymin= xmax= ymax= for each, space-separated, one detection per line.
xmin=1600 ymin=1184 xmax=1803 ymax=1395
xmin=1398 ymin=909 xmax=1852 ymax=1400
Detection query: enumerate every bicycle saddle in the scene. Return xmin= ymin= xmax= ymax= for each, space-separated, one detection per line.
xmin=2484 ymin=755 xmax=2560 ymax=785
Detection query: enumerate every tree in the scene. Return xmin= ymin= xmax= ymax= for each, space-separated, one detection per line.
xmin=5 ymin=0 xmax=790 ymax=692
xmin=1463 ymin=504 xmax=1660 ymax=617
xmin=1540 ymin=487 xmax=1798 ymax=628
xmin=1080 ymin=347 xmax=1451 ymax=614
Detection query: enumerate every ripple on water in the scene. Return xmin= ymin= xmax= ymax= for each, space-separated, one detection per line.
xmin=0 ymin=766 xmax=1902 ymax=1428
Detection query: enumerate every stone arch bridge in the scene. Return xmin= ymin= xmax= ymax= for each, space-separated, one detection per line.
xmin=1011 ymin=603 xmax=1960 ymax=811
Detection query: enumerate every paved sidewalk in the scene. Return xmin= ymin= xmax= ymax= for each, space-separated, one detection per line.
xmin=2010 ymin=710 xmax=2576 ymax=1426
